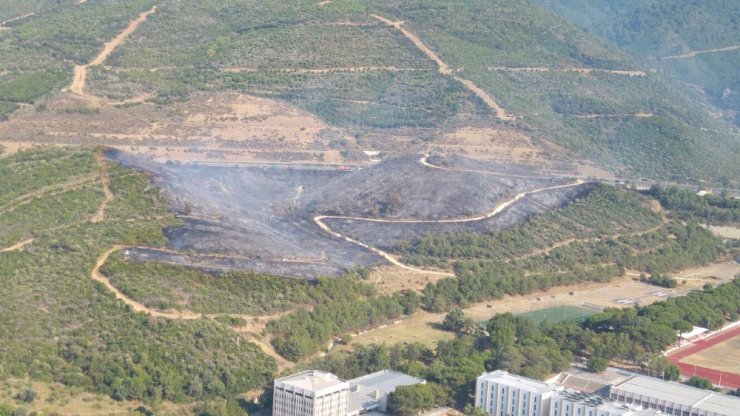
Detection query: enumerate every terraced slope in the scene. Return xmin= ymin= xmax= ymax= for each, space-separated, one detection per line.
xmin=1 ymin=0 xmax=738 ymax=183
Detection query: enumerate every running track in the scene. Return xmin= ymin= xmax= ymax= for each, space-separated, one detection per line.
xmin=666 ymin=325 xmax=740 ymax=388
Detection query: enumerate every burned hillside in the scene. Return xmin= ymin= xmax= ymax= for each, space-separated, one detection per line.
xmin=111 ymin=151 xmax=588 ymax=278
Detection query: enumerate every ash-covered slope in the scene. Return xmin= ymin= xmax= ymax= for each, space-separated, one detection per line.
xmin=301 ymin=155 xmax=566 ymax=220
xmin=112 ymin=151 xmax=587 ymax=278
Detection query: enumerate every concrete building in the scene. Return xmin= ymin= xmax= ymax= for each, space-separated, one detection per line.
xmin=476 ymin=370 xmax=558 ymax=416
xmin=348 ymin=370 xmax=426 ymax=415
xmin=609 ymin=375 xmax=740 ymax=416
xmin=273 ymin=371 xmax=350 ymax=416
xmin=549 ymin=390 xmax=645 ymax=416
xmin=475 ymin=371 xmax=736 ymax=416
xmin=274 ymin=370 xmax=425 ymax=416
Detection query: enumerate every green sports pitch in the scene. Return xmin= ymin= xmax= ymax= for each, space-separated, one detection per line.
xmin=518 ymin=305 xmax=596 ymax=324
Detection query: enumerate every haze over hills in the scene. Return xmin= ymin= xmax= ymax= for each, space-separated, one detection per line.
xmin=535 ymin=0 xmax=740 ymax=126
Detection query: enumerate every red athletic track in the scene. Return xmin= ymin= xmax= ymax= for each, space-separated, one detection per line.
xmin=666 ymin=325 xmax=740 ymax=388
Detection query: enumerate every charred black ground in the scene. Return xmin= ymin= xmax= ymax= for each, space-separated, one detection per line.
xmin=109 ymin=150 xmax=589 ymax=278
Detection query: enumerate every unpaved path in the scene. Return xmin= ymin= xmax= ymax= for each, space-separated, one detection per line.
xmin=91 ymin=152 xmax=113 ymax=223
xmin=91 ymin=244 xmax=295 ymax=367
xmin=370 ymin=13 xmax=514 ymax=121
xmin=224 ymin=66 xmax=427 ymax=74
xmin=420 ymin=154 xmax=553 ymax=179
xmin=574 ymin=112 xmax=653 ymax=119
xmin=92 ymin=245 xmax=203 ymax=319
xmin=661 ymin=44 xmax=740 ymax=59
xmin=0 ymin=238 xmax=34 ymax=253
xmin=0 ymin=12 xmax=35 ymax=27
xmin=313 ymin=156 xmax=585 ymax=275
xmin=70 ymin=5 xmax=157 ymax=95
xmin=489 ymin=67 xmax=646 ymax=77
xmin=0 ymin=172 xmax=99 ymax=214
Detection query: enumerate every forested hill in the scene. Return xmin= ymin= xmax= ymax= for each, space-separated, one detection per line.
xmin=0 ymin=0 xmax=738 ymax=183
xmin=535 ymin=0 xmax=740 ymax=125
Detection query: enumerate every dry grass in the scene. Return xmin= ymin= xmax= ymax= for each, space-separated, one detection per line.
xmin=349 ymin=260 xmax=740 ymax=349
xmin=680 ymin=336 xmax=740 ymax=374
xmin=0 ymin=378 xmax=192 ymax=415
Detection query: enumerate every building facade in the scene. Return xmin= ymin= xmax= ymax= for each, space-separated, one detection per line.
xmin=476 ymin=370 xmax=557 ymax=416
xmin=273 ymin=371 xmax=350 ymax=416
xmin=609 ymin=375 xmax=740 ymax=416
xmin=475 ymin=371 xmax=676 ymax=416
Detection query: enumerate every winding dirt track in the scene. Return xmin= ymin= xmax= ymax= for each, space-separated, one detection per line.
xmin=420 ymin=155 xmax=552 ymax=179
xmin=90 ymin=244 xmax=292 ymax=368
xmin=313 ymin=156 xmax=585 ymax=276
xmin=70 ymin=5 xmax=157 ymax=95
xmin=662 ymin=44 xmax=740 ymax=59
xmin=0 ymin=173 xmax=99 ymax=215
xmin=370 ymin=13 xmax=514 ymax=121
xmin=0 ymin=238 xmax=34 ymax=253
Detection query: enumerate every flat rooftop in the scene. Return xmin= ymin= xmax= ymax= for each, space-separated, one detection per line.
xmin=478 ymin=370 xmax=553 ymax=395
xmin=275 ymin=371 xmax=348 ymax=396
xmin=612 ymin=375 xmax=740 ymax=415
xmin=347 ymin=370 xmax=425 ymax=415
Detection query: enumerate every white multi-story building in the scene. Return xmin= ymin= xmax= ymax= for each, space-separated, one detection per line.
xmin=273 ymin=371 xmax=350 ymax=416
xmin=273 ymin=369 xmax=425 ymax=416
xmin=475 ymin=371 xmax=674 ymax=416
xmin=609 ymin=375 xmax=740 ymax=416
xmin=476 ymin=370 xmax=558 ymax=416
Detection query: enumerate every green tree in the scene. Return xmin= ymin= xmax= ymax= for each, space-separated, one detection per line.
xmin=685 ymin=376 xmax=715 ymax=391
xmin=463 ymin=404 xmax=488 ymax=416
xmin=441 ymin=308 xmax=475 ymax=333
xmin=587 ymin=357 xmax=608 ymax=373
xmin=387 ymin=383 xmax=448 ymax=416
xmin=664 ymin=365 xmax=681 ymax=381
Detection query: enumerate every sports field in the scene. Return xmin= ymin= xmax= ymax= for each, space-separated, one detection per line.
xmin=667 ymin=325 xmax=740 ymax=388
xmin=681 ymin=336 xmax=740 ymax=374
xmin=519 ymin=305 xmax=596 ymax=324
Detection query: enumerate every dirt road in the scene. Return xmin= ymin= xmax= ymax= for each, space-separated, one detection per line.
xmin=70 ymin=6 xmax=157 ymax=96
xmin=0 ymin=238 xmax=34 ymax=253
xmin=313 ymin=155 xmax=585 ymax=275
xmin=370 ymin=13 xmax=514 ymax=121
xmin=0 ymin=172 xmax=99 ymax=215
xmin=92 ymin=245 xmax=202 ymax=319
xmin=489 ymin=67 xmax=646 ymax=77
xmin=91 ymin=244 xmax=294 ymax=366
xmin=662 ymin=44 xmax=740 ymax=59
xmin=420 ymin=154 xmax=553 ymax=179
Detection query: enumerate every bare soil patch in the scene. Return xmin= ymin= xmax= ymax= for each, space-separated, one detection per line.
xmin=704 ymin=225 xmax=740 ymax=239
xmin=0 ymin=91 xmax=354 ymax=164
